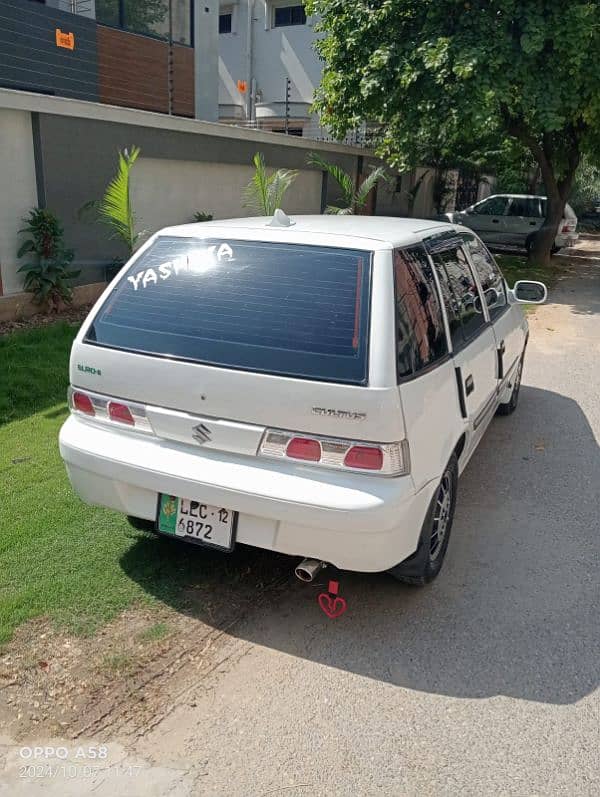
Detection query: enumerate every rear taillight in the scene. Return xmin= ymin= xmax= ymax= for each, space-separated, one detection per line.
xmin=68 ymin=388 xmax=152 ymax=433
xmin=108 ymin=401 xmax=135 ymax=425
xmin=344 ymin=445 xmax=384 ymax=471
xmin=72 ymin=391 xmax=95 ymax=416
xmin=286 ymin=437 xmax=321 ymax=461
xmin=259 ymin=429 xmax=409 ymax=477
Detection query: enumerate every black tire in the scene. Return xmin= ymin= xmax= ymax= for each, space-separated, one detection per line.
xmin=388 ymin=454 xmax=458 ymax=586
xmin=525 ymin=233 xmax=535 ymax=254
xmin=527 ymin=234 xmax=559 ymax=256
xmin=496 ymin=352 xmax=524 ymax=416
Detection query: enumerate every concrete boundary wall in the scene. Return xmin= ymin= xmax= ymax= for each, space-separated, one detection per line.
xmin=0 ymin=108 xmax=38 ymax=295
xmin=130 ymin=158 xmax=323 ymax=236
xmin=0 ymin=88 xmax=432 ymax=299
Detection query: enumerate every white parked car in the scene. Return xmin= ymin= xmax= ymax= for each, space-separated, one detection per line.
xmin=59 ymin=214 xmax=547 ymax=585
xmin=445 ymin=194 xmax=578 ymax=252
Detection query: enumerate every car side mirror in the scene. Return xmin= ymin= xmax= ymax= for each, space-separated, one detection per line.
xmin=512 ymin=280 xmax=547 ymax=304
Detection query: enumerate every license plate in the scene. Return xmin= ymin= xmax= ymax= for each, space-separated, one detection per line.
xmin=156 ymin=494 xmax=237 ymax=551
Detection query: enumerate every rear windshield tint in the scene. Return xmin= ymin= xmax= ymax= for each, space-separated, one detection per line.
xmin=84 ymin=237 xmax=372 ymax=384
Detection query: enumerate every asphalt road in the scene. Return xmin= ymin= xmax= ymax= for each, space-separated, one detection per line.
xmin=3 ymin=266 xmax=599 ymax=796
xmin=131 ymin=265 xmax=599 ymax=796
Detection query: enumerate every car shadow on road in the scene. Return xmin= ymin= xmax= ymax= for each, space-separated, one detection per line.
xmin=120 ymin=386 xmax=599 ymax=706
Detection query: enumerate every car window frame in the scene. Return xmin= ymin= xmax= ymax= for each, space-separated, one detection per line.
xmin=506 ymin=196 xmax=542 ymax=219
xmin=424 ymin=234 xmax=491 ymax=355
xmin=392 ymin=244 xmax=452 ymax=384
xmin=459 ymin=232 xmax=510 ymax=323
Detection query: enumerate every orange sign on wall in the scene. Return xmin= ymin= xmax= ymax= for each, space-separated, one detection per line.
xmin=55 ymin=29 xmax=75 ymax=50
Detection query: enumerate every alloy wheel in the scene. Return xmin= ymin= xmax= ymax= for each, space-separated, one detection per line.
xmin=430 ymin=472 xmax=453 ymax=561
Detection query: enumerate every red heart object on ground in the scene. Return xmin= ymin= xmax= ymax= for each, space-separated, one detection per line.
xmin=318 ymin=592 xmax=347 ymax=618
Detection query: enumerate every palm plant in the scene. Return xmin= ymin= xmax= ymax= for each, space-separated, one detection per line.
xmin=81 ymin=146 xmax=143 ymax=257
xmin=243 ymin=153 xmax=298 ymax=216
xmin=308 ymin=153 xmax=388 ymax=214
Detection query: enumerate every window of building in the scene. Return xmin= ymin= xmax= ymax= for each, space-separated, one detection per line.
xmin=219 ymin=12 xmax=232 ymax=34
xmin=96 ymin=0 xmax=192 ymax=46
xmin=96 ymin=0 xmax=120 ymax=26
xmin=431 ymin=245 xmax=486 ymax=347
xmin=273 ymin=4 xmax=306 ymax=28
xmin=271 ymin=127 xmax=304 ymax=136
xmin=461 ymin=234 xmax=507 ymax=321
xmin=393 ymin=246 xmax=448 ymax=379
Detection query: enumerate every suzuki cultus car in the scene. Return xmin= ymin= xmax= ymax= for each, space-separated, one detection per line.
xmin=60 ymin=214 xmax=546 ymax=585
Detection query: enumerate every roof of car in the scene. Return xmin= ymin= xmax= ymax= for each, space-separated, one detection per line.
xmin=157 ymin=215 xmax=458 ymax=250
xmin=486 ymin=193 xmax=545 ymax=200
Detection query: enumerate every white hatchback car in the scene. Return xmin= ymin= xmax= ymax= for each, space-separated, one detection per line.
xmin=59 ymin=214 xmax=547 ymax=585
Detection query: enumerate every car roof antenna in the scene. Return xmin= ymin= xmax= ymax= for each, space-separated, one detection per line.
xmin=267 ymin=208 xmax=295 ymax=228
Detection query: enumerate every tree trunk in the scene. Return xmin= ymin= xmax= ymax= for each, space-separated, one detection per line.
xmin=501 ymin=111 xmax=581 ymax=267
xmin=525 ymin=139 xmax=579 ymax=266
xmin=528 ymin=195 xmax=565 ymax=266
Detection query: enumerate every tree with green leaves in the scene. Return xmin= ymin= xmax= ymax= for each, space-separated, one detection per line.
xmin=570 ymin=156 xmax=600 ymax=216
xmin=308 ymin=153 xmax=387 ymax=213
xmin=95 ymin=0 xmax=168 ymax=37
xmin=243 ymin=153 xmax=298 ymax=216
xmin=306 ymin=0 xmax=600 ymax=265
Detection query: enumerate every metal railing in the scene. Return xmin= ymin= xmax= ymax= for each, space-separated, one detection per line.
xmin=226 ymin=118 xmax=370 ymax=148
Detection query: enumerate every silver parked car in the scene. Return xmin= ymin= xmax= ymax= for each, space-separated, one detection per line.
xmin=445 ymin=194 xmax=578 ymax=253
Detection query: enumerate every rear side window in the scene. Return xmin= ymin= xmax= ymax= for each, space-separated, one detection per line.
xmin=393 ymin=246 xmax=448 ymax=379
xmin=462 ymin=235 xmax=507 ymax=321
xmin=84 ymin=237 xmax=372 ymax=385
xmin=508 ymin=197 xmax=541 ymax=217
xmin=430 ymin=245 xmax=486 ymax=347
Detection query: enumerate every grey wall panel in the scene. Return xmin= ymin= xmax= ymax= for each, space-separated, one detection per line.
xmin=37 ymin=112 xmax=359 ymax=274
xmin=0 ymin=0 xmax=98 ymax=101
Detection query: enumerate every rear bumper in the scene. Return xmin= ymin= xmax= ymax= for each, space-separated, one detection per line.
xmin=59 ymin=416 xmax=435 ymax=572
xmin=555 ymin=232 xmax=578 ymax=248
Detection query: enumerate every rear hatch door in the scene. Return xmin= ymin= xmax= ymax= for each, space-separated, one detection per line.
xmin=73 ymin=234 xmax=403 ymax=451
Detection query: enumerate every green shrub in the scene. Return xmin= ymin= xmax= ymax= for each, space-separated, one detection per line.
xmin=17 ymin=209 xmax=80 ymax=311
xmin=193 ymin=211 xmax=213 ymax=222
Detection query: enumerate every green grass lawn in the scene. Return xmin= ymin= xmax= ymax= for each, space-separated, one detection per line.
xmin=495 ymin=252 xmax=564 ymax=287
xmin=0 ymin=322 xmax=255 ymax=646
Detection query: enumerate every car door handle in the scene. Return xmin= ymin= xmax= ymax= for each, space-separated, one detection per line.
xmin=492 ymin=219 xmax=500 ymax=224
xmin=465 ymin=374 xmax=474 ymax=395
xmin=529 ymin=221 xmax=537 ymax=226
xmin=497 ymin=341 xmax=505 ymax=379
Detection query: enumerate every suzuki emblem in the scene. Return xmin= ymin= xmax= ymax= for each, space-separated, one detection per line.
xmin=192 ymin=423 xmax=212 ymax=444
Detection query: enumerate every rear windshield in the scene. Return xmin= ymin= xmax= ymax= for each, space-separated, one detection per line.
xmin=84 ymin=237 xmax=372 ymax=384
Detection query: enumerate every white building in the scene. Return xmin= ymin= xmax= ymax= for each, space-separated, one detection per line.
xmin=217 ymin=1 xmax=330 ymax=137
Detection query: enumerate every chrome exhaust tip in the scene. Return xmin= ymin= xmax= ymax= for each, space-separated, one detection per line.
xmin=295 ymin=558 xmax=327 ymax=583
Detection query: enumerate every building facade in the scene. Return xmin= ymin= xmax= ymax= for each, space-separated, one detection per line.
xmin=1 ymin=1 xmax=343 ymax=140
xmin=217 ymin=1 xmax=325 ymax=136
